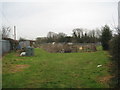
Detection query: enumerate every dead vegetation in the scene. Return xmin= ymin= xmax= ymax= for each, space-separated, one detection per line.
xmin=15 ymin=58 xmax=26 ymax=61
xmin=11 ymin=64 xmax=30 ymax=73
xmin=3 ymin=64 xmax=30 ymax=74
xmin=98 ymin=75 xmax=114 ymax=84
xmin=40 ymin=43 xmax=97 ymax=53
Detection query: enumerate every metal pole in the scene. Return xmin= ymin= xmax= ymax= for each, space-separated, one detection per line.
xmin=14 ymin=26 xmax=16 ymax=40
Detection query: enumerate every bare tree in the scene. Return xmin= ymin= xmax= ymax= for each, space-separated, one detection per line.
xmin=95 ymin=28 xmax=102 ymax=38
xmin=57 ymin=32 xmax=66 ymax=38
xmin=72 ymin=28 xmax=83 ymax=38
xmin=2 ymin=26 xmax=11 ymax=38
xmin=47 ymin=31 xmax=57 ymax=38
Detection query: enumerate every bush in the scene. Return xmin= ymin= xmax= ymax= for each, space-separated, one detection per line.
xmin=110 ymin=34 xmax=120 ymax=62
xmin=101 ymin=25 xmax=112 ymax=50
xmin=109 ymin=32 xmax=120 ymax=87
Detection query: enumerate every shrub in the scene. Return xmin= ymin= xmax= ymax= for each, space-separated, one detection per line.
xmin=110 ymin=34 xmax=120 ymax=62
xmin=101 ymin=25 xmax=112 ymax=50
xmin=109 ymin=30 xmax=120 ymax=87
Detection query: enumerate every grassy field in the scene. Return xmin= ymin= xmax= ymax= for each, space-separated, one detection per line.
xmin=2 ymin=46 xmax=112 ymax=88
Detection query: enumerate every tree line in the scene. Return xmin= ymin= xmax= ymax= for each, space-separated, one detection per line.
xmin=36 ymin=28 xmax=101 ymax=44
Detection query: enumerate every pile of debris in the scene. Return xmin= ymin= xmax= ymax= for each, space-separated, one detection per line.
xmin=79 ymin=44 xmax=97 ymax=52
xmin=19 ymin=46 xmax=34 ymax=56
xmin=41 ymin=43 xmax=77 ymax=53
xmin=16 ymin=40 xmax=35 ymax=56
xmin=40 ymin=43 xmax=97 ymax=53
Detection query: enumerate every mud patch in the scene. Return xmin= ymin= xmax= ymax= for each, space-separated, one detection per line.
xmin=15 ymin=53 xmax=20 ymax=57
xmin=98 ymin=75 xmax=114 ymax=84
xmin=15 ymin=58 xmax=26 ymax=61
xmin=3 ymin=64 xmax=30 ymax=74
xmin=106 ymin=62 xmax=115 ymax=68
xmin=10 ymin=64 xmax=30 ymax=73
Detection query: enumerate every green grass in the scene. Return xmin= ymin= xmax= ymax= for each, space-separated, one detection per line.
xmin=2 ymin=46 xmax=111 ymax=88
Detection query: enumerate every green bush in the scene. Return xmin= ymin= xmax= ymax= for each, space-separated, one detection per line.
xmin=110 ymin=34 xmax=120 ymax=62
xmin=109 ymin=31 xmax=120 ymax=88
xmin=101 ymin=25 xmax=112 ymax=50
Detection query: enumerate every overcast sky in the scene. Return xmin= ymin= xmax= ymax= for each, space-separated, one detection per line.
xmin=0 ymin=0 xmax=119 ymax=40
